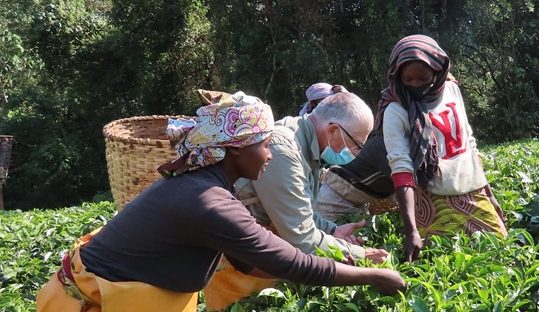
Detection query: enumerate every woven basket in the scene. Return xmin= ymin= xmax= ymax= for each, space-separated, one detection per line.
xmin=103 ymin=115 xmax=181 ymax=210
xmin=367 ymin=197 xmax=399 ymax=215
xmin=0 ymin=135 xmax=14 ymax=186
xmin=103 ymin=115 xmax=400 ymax=214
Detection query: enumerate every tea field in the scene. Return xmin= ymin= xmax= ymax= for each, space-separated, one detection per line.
xmin=1 ymin=139 xmax=538 ymax=311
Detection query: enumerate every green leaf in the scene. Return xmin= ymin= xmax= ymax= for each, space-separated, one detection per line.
xmin=409 ymin=295 xmax=430 ymax=312
xmin=344 ymin=302 xmax=360 ymax=312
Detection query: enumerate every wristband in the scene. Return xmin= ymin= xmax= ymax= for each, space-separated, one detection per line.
xmin=392 ymin=172 xmax=415 ymax=190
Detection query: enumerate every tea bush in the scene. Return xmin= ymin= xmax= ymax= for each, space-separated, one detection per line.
xmin=0 ymin=139 xmax=537 ymax=311
xmin=0 ymin=202 xmax=116 ymax=311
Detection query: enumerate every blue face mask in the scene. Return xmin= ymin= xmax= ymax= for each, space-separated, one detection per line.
xmin=320 ymin=130 xmax=356 ymax=165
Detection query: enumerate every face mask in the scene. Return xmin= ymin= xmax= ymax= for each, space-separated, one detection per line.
xmin=320 ymin=129 xmax=355 ymax=165
xmin=406 ymin=83 xmax=432 ymax=101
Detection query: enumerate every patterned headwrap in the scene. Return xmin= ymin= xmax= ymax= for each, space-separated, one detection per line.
xmin=158 ymin=90 xmax=274 ymax=177
xmin=374 ymin=34 xmax=450 ymax=187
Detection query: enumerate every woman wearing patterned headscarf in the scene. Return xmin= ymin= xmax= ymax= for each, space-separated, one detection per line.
xmin=36 ymin=91 xmax=405 ymax=312
xmin=376 ymin=35 xmax=507 ymax=262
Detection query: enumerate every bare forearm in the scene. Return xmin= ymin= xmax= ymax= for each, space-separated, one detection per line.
xmin=396 ymin=186 xmax=423 ymax=261
xmin=396 ymin=186 xmax=417 ymax=234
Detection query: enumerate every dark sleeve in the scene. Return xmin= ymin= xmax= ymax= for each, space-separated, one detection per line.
xmin=198 ymin=187 xmax=336 ymax=286
xmin=224 ymin=255 xmax=252 ymax=274
xmin=332 ymin=133 xmax=394 ymax=198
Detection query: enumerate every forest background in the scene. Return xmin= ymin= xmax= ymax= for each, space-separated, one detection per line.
xmin=1 ymin=0 xmax=538 ymax=210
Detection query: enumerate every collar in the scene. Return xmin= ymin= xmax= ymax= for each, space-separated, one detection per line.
xmin=204 ymin=165 xmax=235 ymax=192
xmin=274 ymin=115 xmax=321 ymax=165
xmin=299 ymin=116 xmax=321 ymax=162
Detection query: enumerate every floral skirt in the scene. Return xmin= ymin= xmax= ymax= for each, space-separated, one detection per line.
xmin=415 ymin=186 xmax=507 ymax=238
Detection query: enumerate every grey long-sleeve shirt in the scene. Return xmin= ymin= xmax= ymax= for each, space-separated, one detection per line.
xmin=80 ymin=165 xmax=335 ymax=292
xmin=235 ymin=115 xmax=366 ymax=259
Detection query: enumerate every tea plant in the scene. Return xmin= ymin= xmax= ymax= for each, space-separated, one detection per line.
xmin=0 ymin=139 xmax=537 ymax=311
xmin=228 ymin=216 xmax=538 ymax=312
xmin=482 ymin=138 xmax=539 ymax=240
xmin=0 ymin=202 xmax=116 ymax=311
xmin=226 ymin=138 xmax=539 ymax=311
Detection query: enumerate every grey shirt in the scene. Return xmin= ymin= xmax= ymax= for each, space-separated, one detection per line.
xmin=235 ymin=115 xmax=366 ymax=258
xmin=80 ymin=165 xmax=336 ymax=292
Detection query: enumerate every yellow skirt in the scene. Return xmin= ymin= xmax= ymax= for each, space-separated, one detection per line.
xmin=415 ymin=187 xmax=508 ymax=238
xmin=203 ymin=222 xmax=279 ymax=311
xmin=203 ymin=257 xmax=277 ymax=311
xmin=36 ymin=228 xmax=198 ymax=312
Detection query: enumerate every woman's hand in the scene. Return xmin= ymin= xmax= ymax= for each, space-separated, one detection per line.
xmin=395 ymin=185 xmax=422 ymax=262
xmin=333 ymin=265 xmax=406 ymax=295
xmin=403 ymin=230 xmax=422 ymax=262
xmin=369 ymin=268 xmax=407 ymax=295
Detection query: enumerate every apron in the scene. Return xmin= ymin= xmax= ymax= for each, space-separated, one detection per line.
xmin=203 ymin=257 xmax=277 ymax=311
xmin=203 ymin=207 xmax=278 ymax=311
xmin=36 ymin=228 xmax=198 ymax=312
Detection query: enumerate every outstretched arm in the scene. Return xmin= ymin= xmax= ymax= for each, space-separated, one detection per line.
xmin=382 ymin=103 xmax=423 ymax=262
xmin=248 ymin=262 xmax=405 ymax=295
xmin=332 ymin=263 xmax=406 ymax=295
xmin=395 ymin=186 xmax=422 ymax=262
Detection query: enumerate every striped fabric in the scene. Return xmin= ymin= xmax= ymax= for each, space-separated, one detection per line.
xmin=374 ymin=34 xmax=450 ymax=187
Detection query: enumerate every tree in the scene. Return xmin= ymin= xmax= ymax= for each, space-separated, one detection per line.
xmin=2 ymin=0 xmax=216 ymax=209
xmin=447 ymin=0 xmax=539 ymax=143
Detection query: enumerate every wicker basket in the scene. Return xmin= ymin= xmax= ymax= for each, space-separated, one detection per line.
xmin=367 ymin=197 xmax=399 ymax=215
xmin=0 ymin=135 xmax=14 ymax=186
xmin=103 ymin=115 xmax=180 ymax=210
xmin=103 ymin=115 xmax=400 ymax=214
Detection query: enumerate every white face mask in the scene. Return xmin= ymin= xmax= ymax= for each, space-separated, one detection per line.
xmin=320 ymin=129 xmax=355 ymax=165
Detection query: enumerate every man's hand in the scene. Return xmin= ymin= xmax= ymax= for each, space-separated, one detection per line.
xmin=364 ymin=247 xmax=389 ymax=264
xmin=404 ymin=230 xmax=422 ymax=262
xmin=333 ymin=220 xmax=367 ymax=245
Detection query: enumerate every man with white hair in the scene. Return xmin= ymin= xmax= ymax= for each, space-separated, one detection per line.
xmin=204 ymin=92 xmax=389 ymax=310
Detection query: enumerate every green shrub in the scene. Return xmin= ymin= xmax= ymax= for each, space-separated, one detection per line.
xmin=0 ymin=202 xmax=116 ymax=311
xmin=0 ymin=139 xmax=537 ymax=311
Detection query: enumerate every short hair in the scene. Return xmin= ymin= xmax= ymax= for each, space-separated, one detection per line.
xmin=310 ymin=92 xmax=373 ymax=133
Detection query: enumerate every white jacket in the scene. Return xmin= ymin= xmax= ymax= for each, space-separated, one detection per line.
xmin=383 ymin=81 xmax=487 ymax=195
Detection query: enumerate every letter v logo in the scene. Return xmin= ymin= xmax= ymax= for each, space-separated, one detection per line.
xmin=429 ymin=102 xmax=465 ymax=159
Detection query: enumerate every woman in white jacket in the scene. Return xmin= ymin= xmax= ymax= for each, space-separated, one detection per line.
xmin=374 ymin=34 xmax=507 ymax=262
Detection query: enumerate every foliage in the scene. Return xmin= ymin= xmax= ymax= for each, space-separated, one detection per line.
xmin=224 ymin=139 xmax=539 ymax=311
xmin=482 ymin=138 xmax=539 ymax=238
xmin=1 ymin=0 xmax=112 ymax=209
xmin=230 ymin=229 xmax=538 ymax=312
xmin=1 ymin=139 xmax=537 ymax=311
xmin=1 ymin=1 xmax=538 ymax=212
xmin=0 ymin=201 xmax=116 ymax=311
xmin=447 ymin=0 xmax=539 ymax=143
xmin=1 ymin=0 xmax=213 ymax=210
xmin=108 ymin=0 xmax=214 ymax=115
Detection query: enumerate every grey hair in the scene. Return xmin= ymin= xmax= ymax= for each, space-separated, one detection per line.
xmin=310 ymin=92 xmax=373 ymax=132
